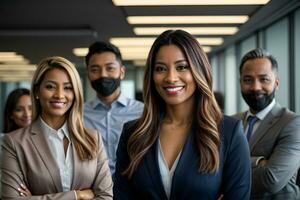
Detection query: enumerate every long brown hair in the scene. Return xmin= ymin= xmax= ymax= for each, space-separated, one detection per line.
xmin=3 ymin=88 xmax=30 ymax=133
xmin=124 ymin=30 xmax=223 ymax=178
xmin=31 ymin=56 xmax=98 ymax=160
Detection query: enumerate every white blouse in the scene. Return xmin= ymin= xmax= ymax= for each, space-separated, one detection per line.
xmin=157 ymin=139 xmax=182 ymax=199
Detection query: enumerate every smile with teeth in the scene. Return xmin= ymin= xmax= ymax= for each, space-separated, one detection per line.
xmin=164 ymin=86 xmax=184 ymax=94
xmin=51 ymin=101 xmax=66 ymax=108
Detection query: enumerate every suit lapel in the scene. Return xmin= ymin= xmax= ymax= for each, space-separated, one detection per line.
xmin=30 ymin=120 xmax=63 ymax=192
xmin=249 ymin=104 xmax=282 ymax=151
xmin=144 ymin=128 xmax=195 ymax=200
xmin=241 ymin=112 xmax=248 ymax=131
xmin=71 ymin=141 xmax=80 ymax=189
xmin=145 ymin=139 xmax=168 ymax=200
xmin=170 ymin=130 xmax=194 ymax=200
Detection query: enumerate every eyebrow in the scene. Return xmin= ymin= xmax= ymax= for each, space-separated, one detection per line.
xmin=243 ymin=73 xmax=269 ymax=77
xmin=45 ymin=80 xmax=72 ymax=85
xmin=105 ymin=62 xmax=118 ymax=66
xmin=89 ymin=64 xmax=100 ymax=68
xmin=155 ymin=59 xmax=187 ymax=65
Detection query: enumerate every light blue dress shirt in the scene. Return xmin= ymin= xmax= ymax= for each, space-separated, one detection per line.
xmin=84 ymin=93 xmax=143 ymax=174
xmin=40 ymin=118 xmax=74 ymax=192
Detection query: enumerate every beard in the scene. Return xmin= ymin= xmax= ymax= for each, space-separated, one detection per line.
xmin=242 ymin=89 xmax=275 ymax=112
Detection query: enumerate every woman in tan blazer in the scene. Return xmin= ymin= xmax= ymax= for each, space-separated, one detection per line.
xmin=1 ymin=56 xmax=113 ymax=200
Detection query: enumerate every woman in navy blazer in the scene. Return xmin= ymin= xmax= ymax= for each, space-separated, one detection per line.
xmin=113 ymin=30 xmax=251 ymax=200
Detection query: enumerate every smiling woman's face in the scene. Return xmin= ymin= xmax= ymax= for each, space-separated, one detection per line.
xmin=153 ymin=44 xmax=196 ymax=106
xmin=37 ymin=68 xmax=74 ymax=125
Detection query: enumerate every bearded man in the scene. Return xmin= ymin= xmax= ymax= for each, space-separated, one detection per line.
xmin=233 ymin=48 xmax=300 ymax=200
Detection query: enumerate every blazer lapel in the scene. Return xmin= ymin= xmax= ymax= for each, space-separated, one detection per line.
xmin=71 ymin=141 xmax=80 ymax=189
xmin=249 ymin=104 xmax=282 ymax=151
xmin=145 ymin=139 xmax=168 ymax=200
xmin=30 ymin=120 xmax=63 ymax=192
xmin=236 ymin=112 xmax=248 ymax=131
xmin=170 ymin=130 xmax=195 ymax=200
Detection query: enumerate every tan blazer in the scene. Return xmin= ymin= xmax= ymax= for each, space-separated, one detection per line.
xmin=1 ymin=119 xmax=113 ymax=200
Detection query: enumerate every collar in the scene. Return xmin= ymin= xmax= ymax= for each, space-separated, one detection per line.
xmin=246 ymin=99 xmax=276 ymax=120
xmin=91 ymin=93 xmax=127 ymax=109
xmin=39 ymin=117 xmax=70 ymax=141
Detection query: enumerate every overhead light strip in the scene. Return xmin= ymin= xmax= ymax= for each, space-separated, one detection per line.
xmin=110 ymin=37 xmax=223 ymax=46
xmin=0 ymin=55 xmax=25 ymax=61
xmin=112 ymin=0 xmax=270 ymax=6
xmin=127 ymin=16 xmax=249 ymax=24
xmin=120 ymin=46 xmax=211 ymax=60
xmin=0 ymin=52 xmax=18 ymax=57
xmin=73 ymin=38 xmax=217 ymax=57
xmin=0 ymin=76 xmax=33 ymax=82
xmin=0 ymin=64 xmax=36 ymax=71
xmin=133 ymin=27 xmax=238 ymax=35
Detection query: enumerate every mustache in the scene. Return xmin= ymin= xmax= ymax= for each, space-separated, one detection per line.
xmin=245 ymin=91 xmax=267 ymax=97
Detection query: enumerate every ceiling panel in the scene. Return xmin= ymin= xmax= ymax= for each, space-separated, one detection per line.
xmin=0 ymin=0 xmax=298 ymax=82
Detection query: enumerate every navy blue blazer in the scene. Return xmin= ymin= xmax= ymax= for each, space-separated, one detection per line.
xmin=113 ymin=116 xmax=251 ymax=200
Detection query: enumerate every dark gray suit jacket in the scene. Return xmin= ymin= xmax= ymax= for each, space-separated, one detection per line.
xmin=1 ymin=119 xmax=113 ymax=200
xmin=234 ymin=103 xmax=300 ymax=200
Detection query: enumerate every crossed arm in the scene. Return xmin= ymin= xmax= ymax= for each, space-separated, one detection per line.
xmin=251 ymin=116 xmax=300 ymax=194
xmin=1 ymin=133 xmax=113 ymax=200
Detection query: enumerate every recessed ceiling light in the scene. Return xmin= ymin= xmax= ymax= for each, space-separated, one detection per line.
xmin=0 ymin=55 xmax=27 ymax=62
xmin=134 ymin=27 xmax=238 ymax=35
xmin=0 ymin=75 xmax=34 ymax=82
xmin=127 ymin=16 xmax=249 ymax=24
xmin=197 ymin=38 xmax=223 ymax=45
xmin=73 ymin=48 xmax=88 ymax=57
xmin=0 ymin=64 xmax=36 ymax=71
xmin=110 ymin=37 xmax=223 ymax=46
xmin=120 ymin=46 xmax=211 ymax=60
xmin=73 ymin=43 xmax=213 ymax=59
xmin=0 ymin=52 xmax=18 ymax=57
xmin=112 ymin=0 xmax=270 ymax=6
xmin=110 ymin=38 xmax=156 ymax=46
xmin=133 ymin=60 xmax=147 ymax=66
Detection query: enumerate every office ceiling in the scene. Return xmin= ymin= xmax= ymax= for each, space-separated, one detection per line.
xmin=0 ymin=0 xmax=298 ymax=81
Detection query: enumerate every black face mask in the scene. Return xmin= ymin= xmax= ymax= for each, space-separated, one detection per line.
xmin=242 ymin=89 xmax=275 ymax=112
xmin=91 ymin=77 xmax=121 ymax=97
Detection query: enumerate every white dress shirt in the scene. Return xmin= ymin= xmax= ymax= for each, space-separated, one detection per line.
xmin=40 ymin=118 xmax=74 ymax=192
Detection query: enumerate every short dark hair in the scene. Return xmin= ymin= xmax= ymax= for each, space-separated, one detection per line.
xmin=239 ymin=48 xmax=278 ymax=75
xmin=3 ymin=88 xmax=30 ymax=133
xmin=85 ymin=41 xmax=122 ymax=66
